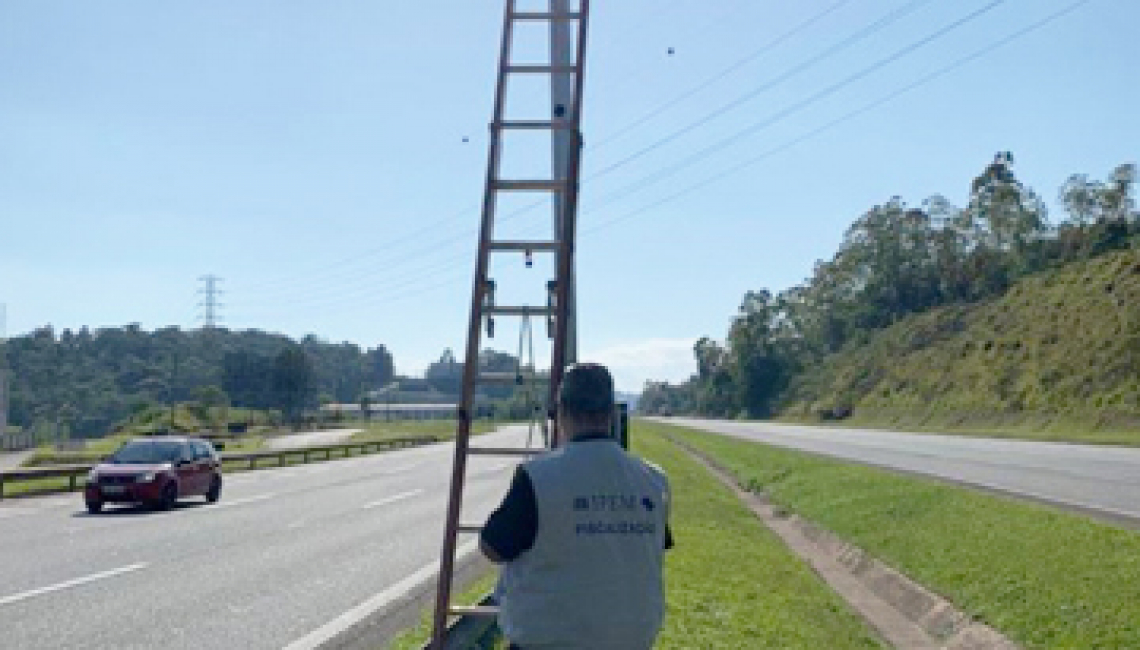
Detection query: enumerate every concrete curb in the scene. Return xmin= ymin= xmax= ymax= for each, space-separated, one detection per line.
xmin=669 ymin=435 xmax=1019 ymax=650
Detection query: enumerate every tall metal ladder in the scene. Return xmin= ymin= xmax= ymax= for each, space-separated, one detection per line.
xmin=429 ymin=1 xmax=591 ymax=647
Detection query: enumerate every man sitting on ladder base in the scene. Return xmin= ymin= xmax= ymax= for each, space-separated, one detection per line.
xmin=480 ymin=363 xmax=674 ymax=649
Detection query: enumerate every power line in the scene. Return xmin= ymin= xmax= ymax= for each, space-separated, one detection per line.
xmin=259 ymin=0 xmax=1094 ymax=318
xmin=589 ymin=0 xmax=857 ymax=151
xmin=236 ymin=0 xmax=1083 ymax=318
xmin=579 ymin=0 xmax=1096 ymax=238
xmin=237 ymin=2 xmax=754 ymax=295
xmin=571 ymin=0 xmax=1009 ymax=216
xmin=238 ymin=0 xmax=943 ymax=305
xmin=585 ymin=0 xmax=948 ymax=181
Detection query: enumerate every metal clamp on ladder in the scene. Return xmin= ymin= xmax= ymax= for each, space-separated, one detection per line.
xmin=429 ymin=1 xmax=591 ymax=647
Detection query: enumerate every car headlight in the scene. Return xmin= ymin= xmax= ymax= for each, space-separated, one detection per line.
xmin=136 ymin=472 xmax=158 ymax=483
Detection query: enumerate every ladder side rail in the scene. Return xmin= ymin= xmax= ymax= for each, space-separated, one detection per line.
xmin=429 ymin=1 xmax=518 ymax=646
xmin=547 ymin=0 xmax=591 ymax=448
xmin=547 ymin=129 xmax=585 ymax=449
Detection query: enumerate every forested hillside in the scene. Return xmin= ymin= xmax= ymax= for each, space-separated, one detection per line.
xmin=642 ymin=155 xmax=1140 ymax=429
xmin=790 ymin=250 xmax=1140 ymax=429
xmin=3 ymin=325 xmax=394 ymax=436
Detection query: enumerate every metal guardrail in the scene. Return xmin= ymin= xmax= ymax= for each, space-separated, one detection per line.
xmin=0 ymin=436 xmax=439 ymax=500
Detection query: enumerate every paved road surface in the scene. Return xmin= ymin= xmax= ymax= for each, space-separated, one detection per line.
xmin=264 ymin=428 xmax=362 ymax=450
xmin=0 ymin=449 xmax=33 ymax=471
xmin=659 ymin=417 xmax=1140 ymax=522
xmin=0 ymin=425 xmax=532 ymax=650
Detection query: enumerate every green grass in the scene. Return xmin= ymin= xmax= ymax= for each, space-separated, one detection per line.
xmin=790 ymin=250 xmax=1140 ymax=446
xmin=23 ymin=433 xmax=267 ymax=467
xmin=636 ymin=424 xmax=881 ymax=649
xmin=657 ymin=420 xmax=1140 ymax=648
xmin=3 ymin=431 xmax=435 ymax=498
xmin=24 ymin=433 xmax=135 ymax=466
xmin=780 ymin=413 xmax=1140 ymax=446
xmin=2 ymin=475 xmax=74 ymax=497
xmin=350 ymin=419 xmax=499 ymax=444
xmin=386 ymin=424 xmax=882 ymax=649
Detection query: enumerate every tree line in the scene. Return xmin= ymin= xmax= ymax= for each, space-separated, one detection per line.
xmin=641 ymin=155 xmax=1139 ymax=418
xmin=2 ymin=325 xmax=394 ymax=436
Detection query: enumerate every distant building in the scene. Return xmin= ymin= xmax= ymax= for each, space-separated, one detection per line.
xmin=321 ymin=402 xmax=457 ymax=420
xmin=318 ymin=379 xmax=494 ymax=420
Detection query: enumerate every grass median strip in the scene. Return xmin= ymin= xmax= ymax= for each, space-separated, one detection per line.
xmin=637 ymin=427 xmax=882 ymax=649
xmin=651 ymin=420 xmax=1140 ymax=648
xmin=387 ymin=428 xmax=881 ymax=649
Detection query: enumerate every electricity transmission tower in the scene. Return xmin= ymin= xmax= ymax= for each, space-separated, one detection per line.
xmin=198 ymin=275 xmax=224 ymax=330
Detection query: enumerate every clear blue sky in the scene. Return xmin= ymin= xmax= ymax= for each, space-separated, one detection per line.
xmin=1 ymin=0 xmax=1136 ymax=391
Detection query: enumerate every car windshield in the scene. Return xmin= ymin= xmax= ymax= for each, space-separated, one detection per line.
xmin=109 ymin=441 xmax=183 ymax=464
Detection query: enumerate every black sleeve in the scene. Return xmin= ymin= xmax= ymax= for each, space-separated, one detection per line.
xmin=480 ymin=467 xmax=538 ymax=562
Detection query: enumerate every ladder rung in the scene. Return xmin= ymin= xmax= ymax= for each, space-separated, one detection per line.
xmin=511 ymin=12 xmax=582 ymax=21
xmin=484 ymin=306 xmax=554 ymax=317
xmin=493 ymin=180 xmax=570 ymax=192
xmin=457 ymin=523 xmax=483 ymax=533
xmin=449 ymin=605 xmax=500 ymax=617
xmin=468 ymin=447 xmax=545 ymax=456
xmin=505 ymin=65 xmax=578 ymax=74
xmin=496 ymin=120 xmax=575 ymax=130
xmin=489 ymin=240 xmax=560 ymax=252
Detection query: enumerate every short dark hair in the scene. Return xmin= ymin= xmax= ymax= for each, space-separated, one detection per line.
xmin=557 ymin=363 xmax=615 ymax=416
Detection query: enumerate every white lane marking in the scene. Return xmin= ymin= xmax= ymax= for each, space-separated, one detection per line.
xmin=207 ymin=493 xmax=276 ymax=510
xmin=0 ymin=507 xmax=36 ymax=519
xmin=283 ymin=540 xmax=479 ymax=650
xmin=914 ymin=473 xmax=1140 ymax=523
xmin=225 ymin=476 xmax=259 ymax=485
xmin=360 ymin=489 xmax=423 ymax=510
xmin=0 ymin=563 xmax=149 ymax=608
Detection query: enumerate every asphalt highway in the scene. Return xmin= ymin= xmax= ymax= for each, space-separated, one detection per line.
xmin=659 ymin=417 xmax=1140 ymax=522
xmin=0 ymin=426 xmax=531 ymax=650
xmin=264 ymin=429 xmax=362 ymax=450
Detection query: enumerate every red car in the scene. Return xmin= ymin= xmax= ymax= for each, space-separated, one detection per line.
xmin=83 ymin=437 xmax=223 ymax=514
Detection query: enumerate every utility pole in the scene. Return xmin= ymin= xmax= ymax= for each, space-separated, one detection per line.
xmin=551 ymin=0 xmax=577 ymax=365
xmin=169 ymin=351 xmax=180 ymax=432
xmin=198 ymin=275 xmax=224 ymax=330
xmin=0 ymin=304 xmax=8 ymax=450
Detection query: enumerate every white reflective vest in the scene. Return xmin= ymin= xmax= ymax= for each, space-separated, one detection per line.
xmin=497 ymin=438 xmax=671 ymax=649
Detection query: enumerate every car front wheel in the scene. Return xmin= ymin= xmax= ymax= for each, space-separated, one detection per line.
xmin=85 ymin=499 xmax=103 ymax=514
xmin=157 ymin=482 xmax=178 ymax=511
xmin=205 ymin=476 xmax=222 ymax=504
